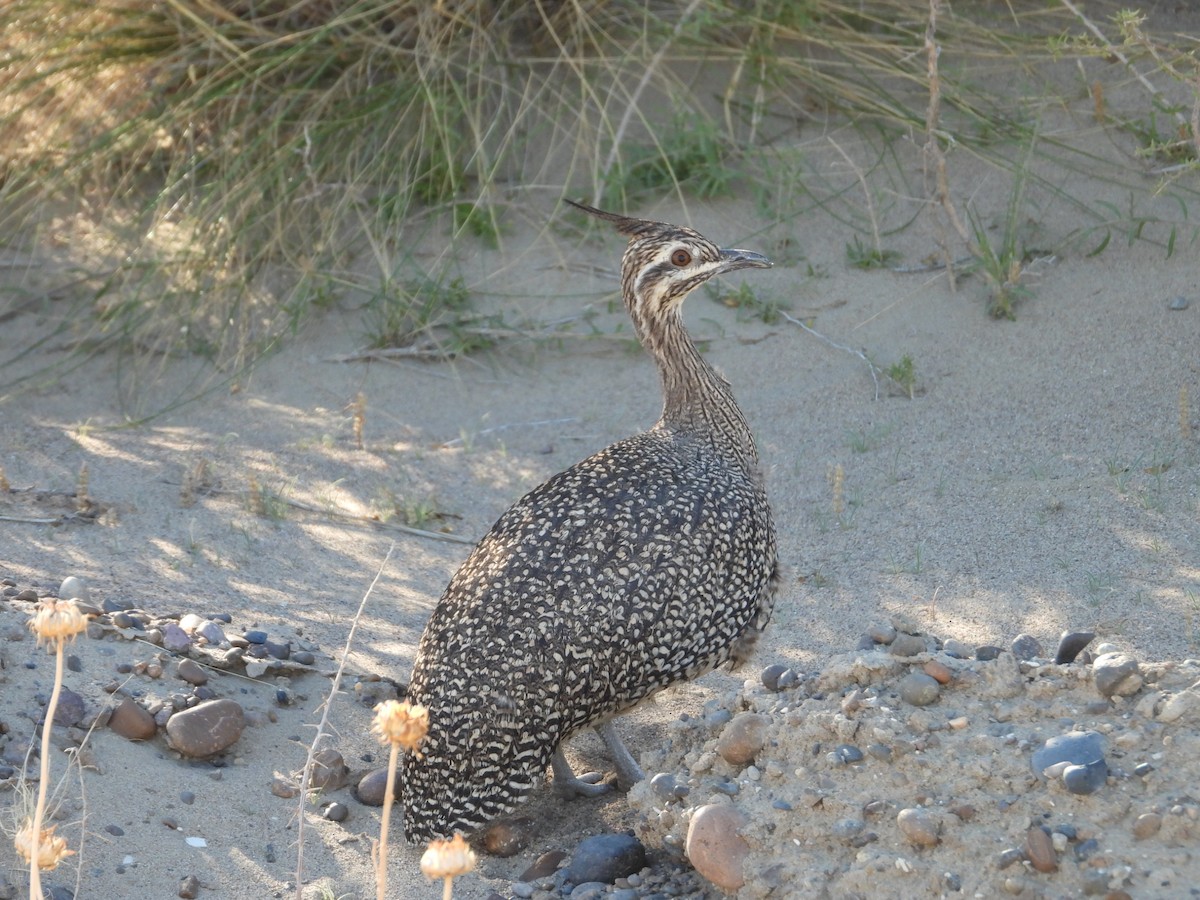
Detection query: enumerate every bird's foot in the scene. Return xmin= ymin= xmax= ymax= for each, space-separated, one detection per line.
xmin=597 ymin=719 xmax=646 ymax=791
xmin=551 ymin=749 xmax=613 ymax=799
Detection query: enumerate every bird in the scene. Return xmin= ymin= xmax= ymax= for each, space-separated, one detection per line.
xmin=401 ymin=199 xmax=780 ymax=843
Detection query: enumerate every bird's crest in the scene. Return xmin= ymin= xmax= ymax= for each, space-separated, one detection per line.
xmin=564 ymin=199 xmax=666 ymax=240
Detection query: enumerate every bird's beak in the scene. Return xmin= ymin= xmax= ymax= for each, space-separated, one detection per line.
xmin=717 ymin=248 xmax=772 ymax=274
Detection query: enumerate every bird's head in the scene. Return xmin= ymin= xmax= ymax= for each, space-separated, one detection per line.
xmin=565 ymin=200 xmax=771 ymax=334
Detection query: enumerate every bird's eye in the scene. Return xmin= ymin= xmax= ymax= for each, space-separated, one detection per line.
xmin=670 ymin=248 xmax=692 ymax=267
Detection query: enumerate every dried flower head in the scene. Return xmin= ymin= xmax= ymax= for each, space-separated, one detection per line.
xmin=29 ymin=598 xmax=87 ymax=648
xmin=14 ymin=821 xmax=75 ymax=870
xmin=420 ymin=833 xmax=476 ymax=881
xmin=371 ymin=700 xmax=428 ymax=755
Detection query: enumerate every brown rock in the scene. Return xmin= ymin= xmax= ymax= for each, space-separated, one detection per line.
xmin=519 ymin=849 xmax=567 ymax=882
xmin=270 ymin=777 xmax=298 ymax=799
xmin=355 ymin=767 xmax=393 ymax=806
xmin=923 ymin=659 xmax=954 ymax=684
xmin=109 ymin=698 xmax=157 ymax=741
xmin=715 ymin=712 xmax=769 ymax=767
xmin=686 ymin=804 xmax=749 ymax=892
xmin=176 ymin=658 xmax=208 ymax=686
xmin=896 ymin=807 xmax=940 ymax=847
xmin=1025 ymin=825 xmax=1057 ymax=873
xmin=308 ymin=748 xmax=349 ymax=791
xmin=178 ymin=873 xmax=201 ymax=899
xmin=482 ymin=817 xmax=531 ymax=857
xmin=1132 ymin=812 xmax=1162 ymax=840
xmin=165 ymin=698 xmax=244 ymax=757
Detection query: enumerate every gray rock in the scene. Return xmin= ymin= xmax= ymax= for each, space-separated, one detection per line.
xmin=1062 ymin=759 xmax=1107 ymax=795
xmin=308 ymin=748 xmax=349 ymax=791
xmin=48 ymin=688 xmax=85 ymax=727
xmin=1093 ymin=652 xmax=1142 ymax=697
xmin=58 ymin=576 xmax=89 ymax=602
xmin=165 ymin=698 xmax=244 ymax=757
xmin=715 ymin=712 xmax=769 ymax=767
xmin=161 ymin=623 xmax=192 ymax=653
xmin=1168 ymin=295 xmax=1190 ymax=310
xmin=889 ymin=633 xmax=927 ymax=657
xmin=321 ymin=802 xmax=349 ymax=823
xmin=898 ymin=672 xmax=941 ymax=706
xmin=975 ymin=645 xmax=1002 ymax=661
xmin=243 ymin=630 xmax=268 ymax=644
xmin=356 ymin=768 xmax=390 ymax=806
xmin=178 ymin=874 xmax=200 ymax=899
xmin=565 ymin=833 xmax=646 ymax=885
xmin=1010 ymin=633 xmax=1043 ymax=661
xmin=1054 ymin=631 xmax=1094 ymax=665
xmin=176 ymin=658 xmax=208 ymax=686
xmin=1031 ymin=731 xmax=1106 ymax=777
xmin=833 ymin=744 xmax=864 ymax=764
xmin=867 ymin=623 xmax=897 ymax=645
xmin=194 ymin=620 xmax=226 ymax=645
xmin=942 ymin=639 xmax=972 ymax=659
xmin=896 ymin=807 xmax=940 ymax=847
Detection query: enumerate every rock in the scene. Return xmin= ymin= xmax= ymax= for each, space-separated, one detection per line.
xmin=178 ymin=875 xmax=200 ymax=899
xmin=270 ymin=777 xmax=298 ymax=799
xmin=975 ymin=645 xmax=1002 ymax=661
xmin=321 ymin=802 xmax=349 ymax=823
xmin=520 ymin=850 xmax=568 ymax=882
xmin=922 ymin=659 xmax=953 ymax=684
xmin=1031 ymin=731 xmax=1106 ymax=777
xmin=1093 ymin=652 xmax=1142 ymax=697
xmin=179 ymin=613 xmax=205 ymax=634
xmin=686 ymin=805 xmax=748 ymax=892
xmin=243 ymin=630 xmax=268 ymax=644
xmin=565 ymin=833 xmax=646 ymax=885
xmin=889 ymin=633 xmax=927 ymax=657
xmin=58 ymin=576 xmax=89 ymax=602
xmin=867 ymin=623 xmax=897 ymax=644
xmin=1132 ymin=812 xmax=1162 ymax=839
xmin=761 ymin=664 xmax=798 ymax=692
xmin=1157 ymin=685 xmax=1200 ymax=722
xmin=1025 ymin=826 xmax=1057 ymax=873
xmin=896 ymin=807 xmax=940 ymax=847
xmin=1010 ymin=633 xmax=1043 ymax=661
xmin=161 ymin=624 xmax=192 ymax=653
xmin=833 ymin=744 xmax=864 ymax=764
xmin=942 ymin=639 xmax=972 ymax=659
xmin=715 ymin=712 xmax=769 ymax=766
xmin=194 ymin=620 xmax=226 ymax=646
xmin=165 ymin=698 xmax=244 ymax=757
xmin=176 ymin=658 xmax=208 ymax=686
xmin=48 ymin=688 xmax=86 ymax=727
xmin=1054 ymin=631 xmax=1094 ymax=664
xmin=308 ymin=748 xmax=349 ymax=791
xmin=482 ymin=819 xmax=529 ymax=857
xmin=1062 ymin=760 xmax=1108 ymax=795
xmin=109 ymin=698 xmax=157 ymax=741
xmin=1168 ymin=295 xmax=1190 ymax=310
xmin=355 ymin=768 xmax=391 ymax=806
xmin=898 ymin=672 xmax=940 ymax=706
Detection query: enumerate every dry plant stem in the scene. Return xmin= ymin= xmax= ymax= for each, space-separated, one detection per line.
xmin=293 ymin=542 xmax=395 ymax=900
xmin=29 ymin=638 xmax=65 ymax=898
xmin=781 ymin=312 xmax=882 ymax=401
xmin=443 ymin=876 xmax=454 ymax=900
xmin=828 ymin=138 xmax=884 ymax=256
xmin=376 ymin=742 xmax=401 ymax=900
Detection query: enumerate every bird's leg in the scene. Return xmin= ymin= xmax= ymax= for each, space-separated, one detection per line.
xmin=550 ymin=748 xmax=612 ymax=799
xmin=596 ymin=719 xmax=645 ymax=791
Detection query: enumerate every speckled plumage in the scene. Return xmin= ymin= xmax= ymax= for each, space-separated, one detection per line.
xmin=402 ymin=202 xmax=779 ymax=842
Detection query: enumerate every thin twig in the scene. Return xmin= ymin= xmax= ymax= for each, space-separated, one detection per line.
xmin=294 ymin=543 xmax=396 ymax=900
xmin=781 ymin=312 xmax=882 ymax=401
xmin=438 ymin=417 xmax=580 ymax=449
xmin=0 ymin=515 xmax=63 ymax=525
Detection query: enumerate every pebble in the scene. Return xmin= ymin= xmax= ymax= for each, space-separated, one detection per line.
xmin=897 ymin=672 xmax=941 ymax=706
xmin=896 ymin=807 xmax=940 ymax=847
xmin=1132 ymin=812 xmax=1162 ymax=839
xmin=49 ymin=687 xmax=86 ymax=727
xmin=650 ymin=772 xmax=687 ymax=800
xmin=308 ymin=749 xmax=349 ymax=791
xmin=686 ymin=804 xmax=749 ymax=891
xmin=889 ymin=633 xmax=927 ymax=657
xmin=104 ymin=824 xmax=124 ymax=836
xmin=291 ymin=650 xmax=316 ymax=666
xmin=1054 ymin=630 xmax=1094 ymax=664
xmin=565 ymin=833 xmax=646 ymax=885
xmin=975 ymin=645 xmax=1002 ymax=661
xmin=58 ymin=576 xmax=89 ymax=602
xmin=161 ymin=624 xmax=192 ymax=653
xmin=1010 ymin=633 xmax=1043 ymax=661
xmin=108 ymin=698 xmax=157 ymax=741
xmin=760 ymin=664 xmax=798 ymax=692
xmin=356 ymin=768 xmax=391 ymax=806
xmin=194 ymin=620 xmax=226 ymax=645
xmin=1032 ymin=731 xmax=1105 ymax=776
xmin=1093 ymin=652 xmax=1143 ymax=697
xmin=482 ymin=820 xmax=529 ymax=857
xmin=165 ymin=698 xmax=245 ymax=757
xmin=321 ymin=802 xmax=349 ymax=823
xmin=1167 ymin=295 xmax=1190 ymax=310
xmin=1025 ymin=826 xmax=1057 ymax=872
xmin=923 ymin=659 xmax=953 ymax=684
xmin=1157 ymin=687 xmax=1200 ymax=723
xmin=867 ymin=623 xmax=897 ymax=644
xmin=243 ymin=630 xmax=268 ymax=644
xmin=942 ymin=638 xmax=972 ymax=659
xmin=715 ymin=712 xmax=768 ymax=766
xmin=511 ymin=883 xmax=535 ymax=900
xmin=180 ymin=791 xmax=195 ymax=805
xmin=178 ymin=874 xmax=200 ymax=898
xmin=833 ymin=744 xmax=864 ymax=764
xmin=519 ymin=850 xmax=567 ymax=882
xmin=1062 ymin=759 xmax=1108 ymax=795
xmin=176 ymin=658 xmax=208 ymax=686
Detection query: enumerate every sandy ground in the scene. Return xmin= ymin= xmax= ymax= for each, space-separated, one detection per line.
xmin=1 ymin=112 xmax=1199 ymax=899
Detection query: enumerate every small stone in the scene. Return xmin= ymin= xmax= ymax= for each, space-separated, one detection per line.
xmin=176 ymin=658 xmax=208 ymax=686
xmin=975 ymin=645 xmax=1002 ymax=661
xmin=270 ymin=777 xmax=298 ymax=799
xmin=942 ymin=639 xmax=972 ymax=660
xmin=165 ymin=698 xmax=245 ymax=757
xmin=1093 ymin=652 xmax=1142 ymax=698
xmin=997 ymin=848 xmax=1023 ymax=869
xmin=760 ymin=664 xmax=798 ymax=692
xmin=1132 ymin=812 xmax=1162 ymax=839
xmin=1167 ymin=295 xmax=1190 ymax=310
xmin=58 ymin=576 xmax=90 ymax=602
xmin=1054 ymin=631 xmax=1094 ymax=665
xmin=1157 ymin=687 xmax=1200 ymax=723
xmin=898 ymin=672 xmax=941 ymax=706
xmin=519 ymin=850 xmax=567 ymax=882
xmin=715 ymin=712 xmax=769 ymax=767
xmin=308 ymin=748 xmax=349 ymax=791
xmin=243 ymin=630 xmax=268 ymax=644
xmin=511 ymin=884 xmax=535 ymax=900
xmin=14 ymin=588 xmax=39 ymax=602
xmin=1025 ymin=826 xmax=1057 ymax=873
xmin=831 ymin=818 xmax=864 ymax=840
xmin=867 ymin=623 xmax=897 ymax=645
xmin=104 ymin=824 xmax=125 ymax=836
xmin=355 ymin=768 xmax=391 ymax=806
xmin=896 ymin=807 xmax=940 ymax=847
xmin=109 ymin=698 xmax=157 ymax=741
xmin=1031 ymin=731 xmax=1105 ymax=777
xmin=185 ymin=836 xmax=206 ymax=848
xmin=321 ymin=802 xmax=349 ymax=823
xmin=923 ymin=659 xmax=953 ymax=684
xmin=833 ymin=744 xmax=864 ymax=764
xmin=482 ymin=819 xmax=529 ymax=857
xmin=180 ymin=791 xmax=195 ymax=805
xmin=1062 ymin=760 xmax=1108 ymax=795
xmin=1010 ymin=633 xmax=1043 ymax=661
xmin=889 ymin=633 xmax=927 ymax=657
xmin=1134 ymin=762 xmax=1154 ymax=777
xmin=161 ymin=624 xmax=192 ymax=653
xmin=194 ymin=620 xmax=225 ymax=645
xmin=178 ymin=874 xmax=201 ymax=899
xmin=49 ymin=688 xmax=86 ymax=727
xmin=686 ymin=805 xmax=748 ymax=891
xmin=1074 ymin=838 xmax=1100 ymax=861
xmin=650 ymin=772 xmax=687 ymax=799
xmin=291 ymin=650 xmax=316 ymax=666
xmin=566 ymin=833 xmax=646 ymax=885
